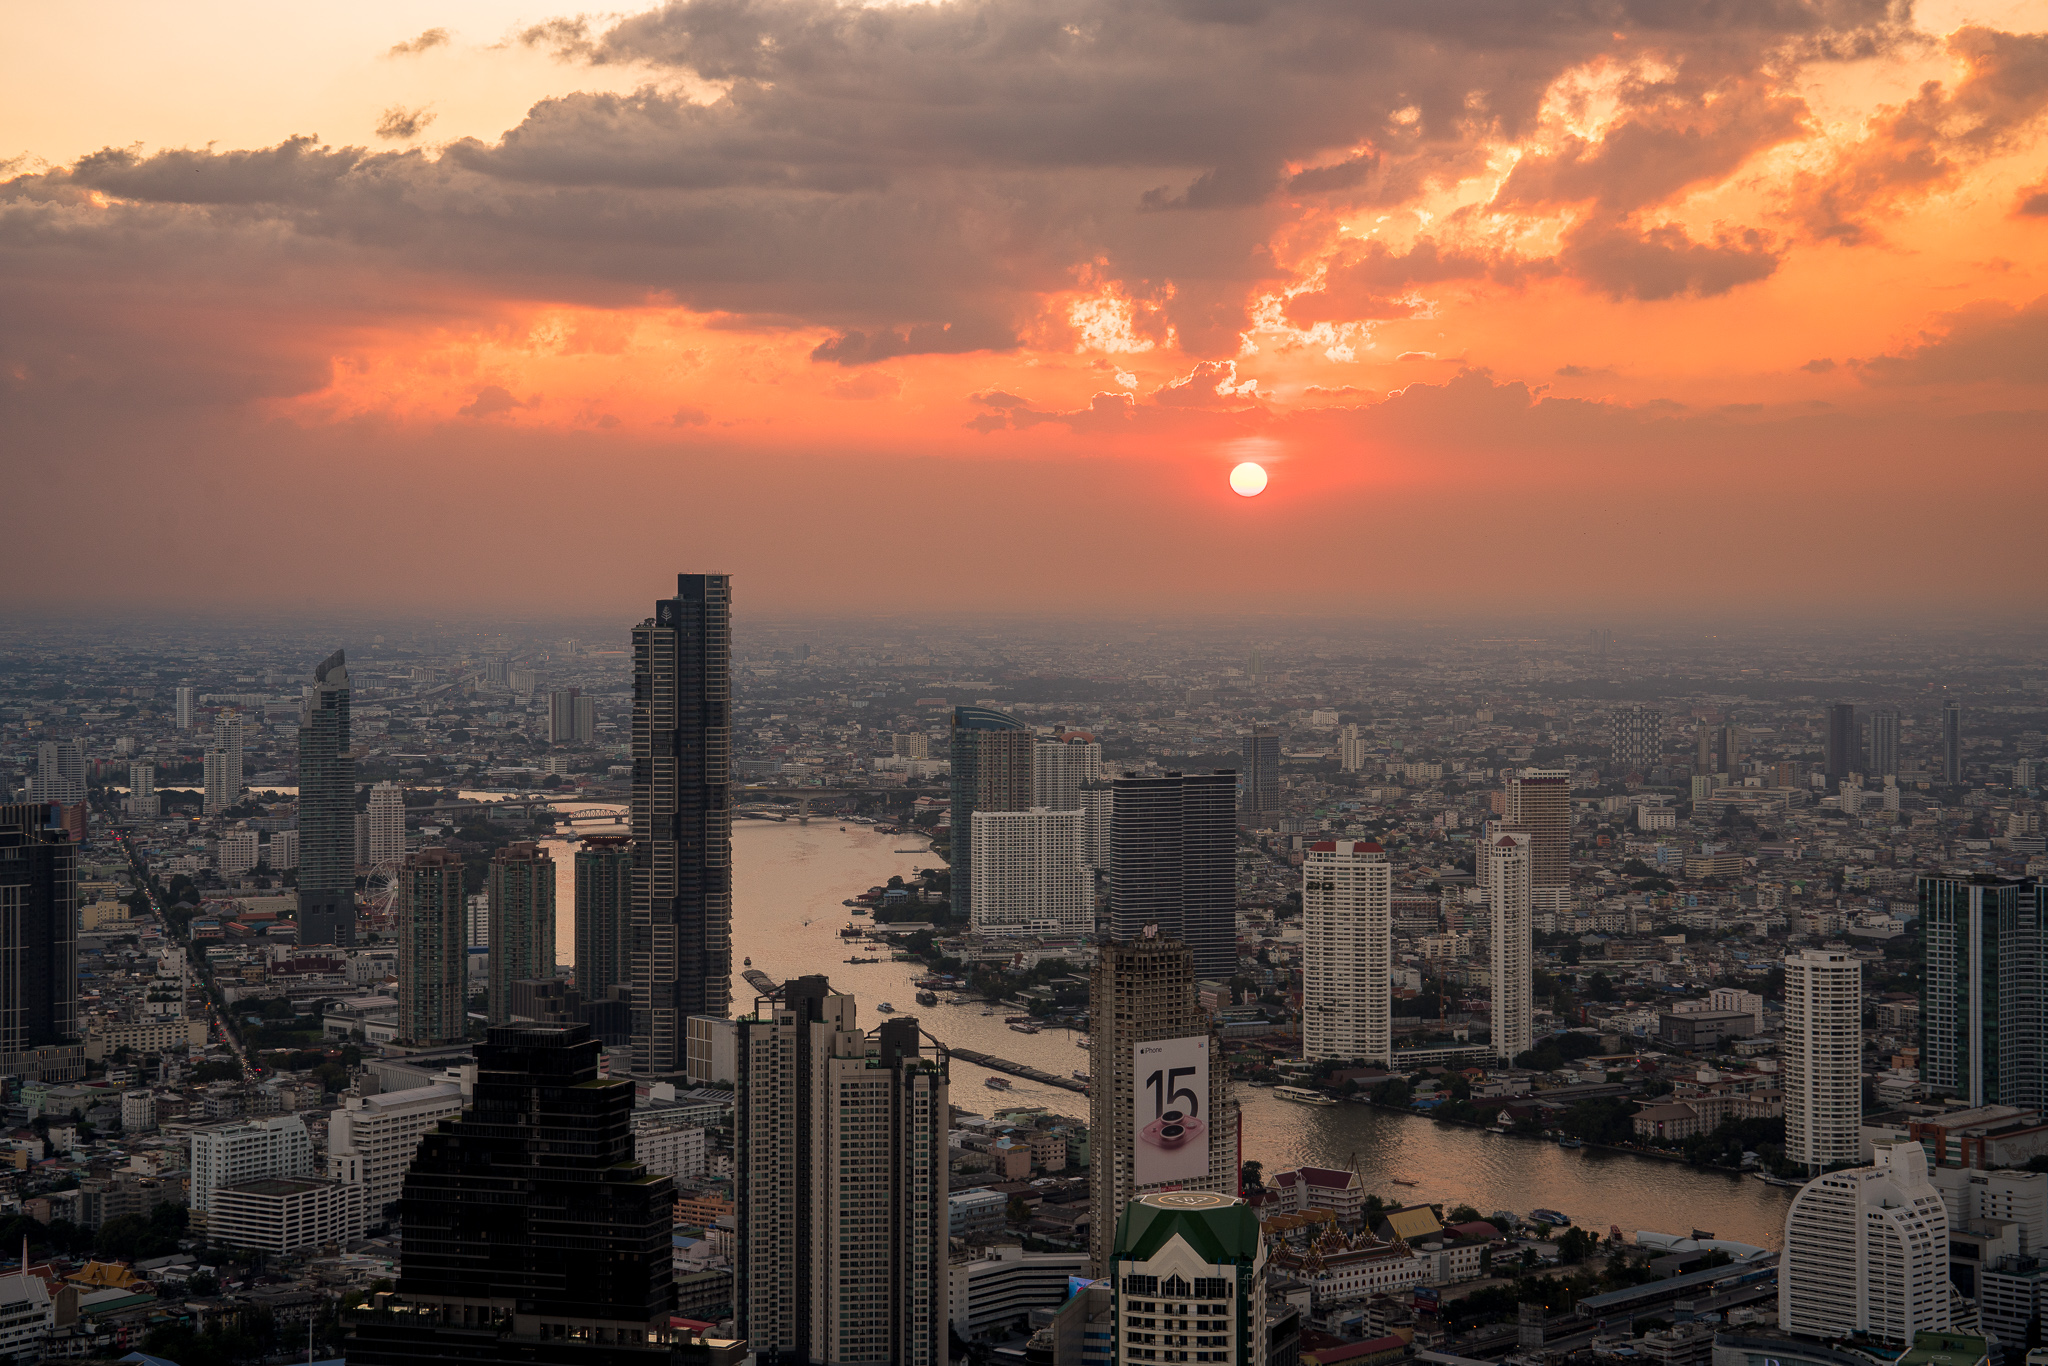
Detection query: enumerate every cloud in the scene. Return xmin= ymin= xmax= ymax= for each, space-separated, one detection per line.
xmin=829 ymin=371 xmax=903 ymax=400
xmin=1555 ymin=364 xmax=1613 ymax=378
xmin=2019 ymin=181 xmax=2048 ymax=217
xmin=375 ymin=106 xmax=437 ymax=141
xmin=671 ymin=405 xmax=709 ymax=425
xmin=1858 ymin=296 xmax=2048 ymax=386
xmin=1286 ymin=238 xmax=1492 ymax=326
xmin=1801 ymin=357 xmax=1836 ymax=373
xmin=811 ymin=320 xmax=1014 ymax=366
xmin=1559 ymin=221 xmax=1781 ymax=300
xmin=458 ymin=385 xmax=529 ymax=417
xmin=1150 ymin=360 xmax=1258 ymax=407
xmin=387 ymin=28 xmax=450 ymax=58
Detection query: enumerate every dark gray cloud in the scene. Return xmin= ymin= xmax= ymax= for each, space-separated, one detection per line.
xmin=1858 ymin=296 xmax=2048 ymax=385
xmin=1559 ymin=220 xmax=1781 ymax=300
xmin=388 ymin=28 xmax=451 ymax=57
xmin=458 ymin=385 xmax=529 ymax=417
xmin=376 ymin=106 xmax=437 ymax=141
xmin=2 ymin=0 xmax=1913 ymax=399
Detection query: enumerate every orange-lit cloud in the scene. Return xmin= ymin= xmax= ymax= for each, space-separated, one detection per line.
xmin=3 ymin=0 xmax=2046 ymax=617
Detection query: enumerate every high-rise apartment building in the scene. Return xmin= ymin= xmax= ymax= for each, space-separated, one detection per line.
xmin=1109 ymin=772 xmax=1238 ymax=980
xmin=1920 ymin=874 xmax=2047 ymax=1111
xmin=1826 ymin=702 xmax=1858 ymax=788
xmin=949 ymin=706 xmax=1033 ymax=919
xmin=1487 ymin=832 xmax=1534 ymax=1062
xmin=1869 ymin=707 xmax=1901 ymax=778
xmin=367 ymin=782 xmax=405 ymax=867
xmin=126 ymin=761 xmax=155 ymax=819
xmin=1301 ymin=840 xmax=1392 ymax=1066
xmin=189 ymin=1115 xmax=313 ymax=1213
xmin=576 ymin=835 xmax=633 ymax=1004
xmin=175 ymin=686 xmax=196 ymax=731
xmin=297 ymin=650 xmax=356 ymax=946
xmin=202 ymin=747 xmax=236 ymax=816
xmin=1502 ymin=768 xmax=1570 ymax=900
xmin=1780 ymin=1142 xmax=1951 ymax=1344
xmin=1110 ymin=1192 xmax=1268 ymax=1366
xmin=1238 ymin=727 xmax=1280 ymax=825
xmin=29 ymin=741 xmax=85 ymax=808
xmin=0 ymin=803 xmax=81 ymax=1082
xmin=211 ymin=711 xmax=245 ymax=798
xmin=735 ymin=977 xmax=948 ymax=1366
xmin=344 ymin=1024 xmax=676 ymax=1366
xmin=1695 ymin=722 xmax=1742 ymax=778
xmin=1337 ymin=723 xmax=1364 ymax=773
xmin=892 ymin=732 xmax=929 ymax=760
xmin=487 ymin=843 xmax=556 ymax=1025
xmin=1943 ymin=700 xmax=1963 ymax=785
xmin=1088 ymin=932 xmax=1238 ymax=1275
xmin=1079 ymin=783 xmax=1114 ymax=874
xmin=1033 ymin=733 xmax=1101 ymax=812
xmin=1610 ymin=705 xmax=1663 ymax=773
xmin=631 ymin=573 xmax=734 ymax=1078
xmin=548 ymin=688 xmax=596 ymax=744
xmin=970 ymin=807 xmax=1091 ymax=936
xmin=219 ymin=830 xmax=258 ymax=878
xmin=397 ymin=849 xmax=467 ymax=1047
xmin=1784 ymin=948 xmax=1863 ymax=1173
xmin=269 ymin=829 xmax=298 ymax=870
xmin=326 ymin=1082 xmax=463 ymax=1220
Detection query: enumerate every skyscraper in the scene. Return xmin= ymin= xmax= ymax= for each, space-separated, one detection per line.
xmin=1825 ymin=702 xmax=1858 ymax=788
xmin=1079 ymin=782 xmax=1114 ymax=875
xmin=1109 ymin=771 xmax=1238 ymax=979
xmin=1238 ymin=726 xmax=1279 ymax=825
xmin=548 ymin=688 xmax=595 ymax=744
xmin=1337 ymin=722 xmax=1364 ymax=773
xmin=1609 ymin=704 xmax=1663 ymax=773
xmin=1502 ymin=768 xmax=1570 ymax=902
xmin=0 ymin=803 xmax=81 ymax=1081
xmin=126 ymin=761 xmax=155 ymax=819
xmin=1784 ymin=948 xmax=1863 ymax=1173
xmin=1487 ymin=832 xmax=1534 ymax=1062
xmin=202 ymin=747 xmax=235 ymax=816
xmin=175 ymin=686 xmax=195 ymax=731
xmin=211 ymin=710 xmax=245 ymax=798
xmin=734 ymin=977 xmax=947 ymax=1366
xmin=30 ymin=742 xmax=85 ymax=808
xmin=1780 ymin=1143 xmax=1950 ymax=1344
xmin=366 ymin=781 xmax=405 ymax=867
xmin=1088 ymin=931 xmax=1238 ymax=1275
xmin=487 ymin=843 xmax=556 ymax=1025
xmin=1300 ymin=839 xmax=1392 ymax=1066
xmin=1695 ymin=722 xmax=1742 ymax=778
xmin=1110 ymin=1192 xmax=1268 ymax=1366
xmin=949 ymin=706 xmax=1032 ymax=919
xmin=1943 ymin=700 xmax=1963 ymax=785
xmin=1869 ymin=707 xmax=1900 ymax=778
xmin=345 ymin=1024 xmax=677 ymax=1366
xmin=297 ymin=650 xmax=356 ymax=946
xmin=1920 ymin=874 xmax=2047 ymax=1111
xmin=631 ymin=573 xmax=733 ymax=1077
xmin=969 ymin=807 xmax=1091 ymax=936
xmin=576 ymin=834 xmax=633 ymax=1004
xmin=1032 ymin=733 xmax=1101 ymax=812
xmin=397 ymin=849 xmax=467 ymax=1047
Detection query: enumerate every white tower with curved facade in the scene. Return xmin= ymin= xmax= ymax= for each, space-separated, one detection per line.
xmin=1780 ymin=1141 xmax=1950 ymax=1344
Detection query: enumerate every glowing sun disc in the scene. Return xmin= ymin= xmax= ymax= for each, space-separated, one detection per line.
xmin=1229 ymin=461 xmax=1268 ymax=497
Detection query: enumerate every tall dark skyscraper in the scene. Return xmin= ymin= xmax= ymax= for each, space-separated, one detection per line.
xmin=1824 ymin=702 xmax=1857 ymax=789
xmin=576 ymin=835 xmax=633 ymax=1003
xmin=344 ymin=1023 xmax=677 ymax=1366
xmin=632 ymin=573 xmax=733 ymax=1078
xmin=0 ymin=803 xmax=81 ymax=1081
xmin=297 ymin=649 xmax=356 ymax=946
xmin=948 ymin=705 xmax=1031 ymax=918
xmin=1869 ymin=707 xmax=1901 ymax=778
xmin=1110 ymin=771 xmax=1237 ymax=978
xmin=1943 ymin=700 xmax=1964 ymax=785
xmin=1920 ymin=874 xmax=2046 ymax=1112
xmin=1238 ymin=726 xmax=1280 ymax=825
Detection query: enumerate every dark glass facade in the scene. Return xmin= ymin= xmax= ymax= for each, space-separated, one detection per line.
xmin=0 ymin=802 xmax=78 ymax=1074
xmin=576 ymin=835 xmax=633 ymax=1003
xmin=632 ymin=574 xmax=733 ymax=1077
xmin=298 ymin=648 xmax=356 ymax=945
xmin=1109 ymin=772 xmax=1238 ymax=979
xmin=345 ymin=1022 xmax=676 ymax=1366
xmin=1921 ymin=874 xmax=2046 ymax=1111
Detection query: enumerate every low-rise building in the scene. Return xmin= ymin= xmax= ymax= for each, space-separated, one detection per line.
xmin=207 ymin=1176 xmax=365 ymax=1253
xmin=948 ymin=1245 xmax=1090 ymax=1338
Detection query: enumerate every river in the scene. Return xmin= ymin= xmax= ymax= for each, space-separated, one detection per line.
xmin=539 ymin=816 xmax=1797 ymax=1248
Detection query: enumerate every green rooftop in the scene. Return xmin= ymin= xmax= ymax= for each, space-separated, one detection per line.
xmin=1896 ymin=1333 xmax=1989 ymax=1366
xmin=1113 ymin=1192 xmax=1260 ymax=1265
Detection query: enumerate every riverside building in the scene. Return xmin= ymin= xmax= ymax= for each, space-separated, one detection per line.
xmin=1300 ymin=840 xmax=1392 ymax=1066
xmin=1779 ymin=1141 xmax=1950 ymax=1344
xmin=1784 ymin=947 xmax=1863 ymax=1172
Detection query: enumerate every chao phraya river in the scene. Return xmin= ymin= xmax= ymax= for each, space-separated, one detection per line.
xmin=542 ymin=816 xmax=1797 ymax=1248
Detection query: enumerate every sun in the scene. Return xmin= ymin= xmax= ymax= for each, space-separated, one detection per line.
xmin=1229 ymin=461 xmax=1268 ymax=497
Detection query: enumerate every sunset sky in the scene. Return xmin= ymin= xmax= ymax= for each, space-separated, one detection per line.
xmin=5 ymin=0 xmax=2047 ymax=620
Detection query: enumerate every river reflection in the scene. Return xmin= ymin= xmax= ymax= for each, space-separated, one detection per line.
xmin=539 ymin=817 xmax=1795 ymax=1248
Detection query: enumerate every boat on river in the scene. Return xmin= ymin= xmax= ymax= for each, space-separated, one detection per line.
xmin=1010 ymin=1023 xmax=1041 ymax=1034
xmin=1528 ymin=1208 xmax=1570 ymax=1226
xmin=1073 ymin=1070 xmax=1090 ymax=1083
xmin=876 ymin=1002 xmax=895 ymax=1013
xmin=1274 ymin=1085 xmax=1338 ymax=1107
xmin=915 ymin=991 xmax=938 ymax=1007
xmin=985 ymin=1076 xmax=1013 ymax=1090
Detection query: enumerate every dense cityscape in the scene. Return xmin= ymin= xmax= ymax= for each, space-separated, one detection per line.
xmin=0 ymin=592 xmax=2042 ymax=1366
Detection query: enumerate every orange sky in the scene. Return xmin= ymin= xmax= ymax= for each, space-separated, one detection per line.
xmin=4 ymin=0 xmax=2046 ymax=618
